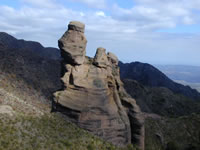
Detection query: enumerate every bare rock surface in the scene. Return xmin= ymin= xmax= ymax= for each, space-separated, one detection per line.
xmin=54 ymin=21 xmax=144 ymax=149
xmin=68 ymin=21 xmax=85 ymax=33
xmin=0 ymin=105 xmax=14 ymax=116
xmin=58 ymin=21 xmax=87 ymax=65
xmin=107 ymin=52 xmax=118 ymax=65
xmin=93 ymin=47 xmax=109 ymax=68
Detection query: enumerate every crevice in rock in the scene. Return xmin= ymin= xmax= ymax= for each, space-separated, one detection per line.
xmin=69 ymin=73 xmax=74 ymax=85
xmin=121 ymin=99 xmax=144 ymax=148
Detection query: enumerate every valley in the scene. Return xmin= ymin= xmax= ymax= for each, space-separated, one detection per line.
xmin=156 ymin=65 xmax=200 ymax=92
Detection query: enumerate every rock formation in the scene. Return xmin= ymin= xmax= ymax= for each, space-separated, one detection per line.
xmin=54 ymin=21 xmax=144 ymax=149
xmin=58 ymin=21 xmax=87 ymax=65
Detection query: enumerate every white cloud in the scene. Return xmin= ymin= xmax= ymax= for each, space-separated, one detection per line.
xmin=80 ymin=12 xmax=85 ymax=17
xmin=95 ymin=11 xmax=106 ymax=17
xmin=183 ymin=16 xmax=195 ymax=25
xmin=111 ymin=1 xmax=198 ymax=32
xmin=70 ymin=0 xmax=106 ymax=9
xmin=0 ymin=3 xmax=84 ymax=46
xmin=0 ymin=0 xmax=200 ymax=65
xmin=21 ymin=0 xmax=59 ymax=8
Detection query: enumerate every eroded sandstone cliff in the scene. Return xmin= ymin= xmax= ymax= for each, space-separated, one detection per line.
xmin=53 ymin=21 xmax=144 ymax=149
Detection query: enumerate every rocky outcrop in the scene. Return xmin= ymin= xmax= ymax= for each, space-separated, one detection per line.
xmin=54 ymin=21 xmax=144 ymax=149
xmin=58 ymin=21 xmax=87 ymax=65
xmin=93 ymin=47 xmax=109 ymax=68
xmin=107 ymin=52 xmax=118 ymax=66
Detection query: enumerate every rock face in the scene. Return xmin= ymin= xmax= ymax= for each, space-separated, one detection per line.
xmin=0 ymin=105 xmax=14 ymax=116
xmin=107 ymin=52 xmax=118 ymax=66
xmin=58 ymin=21 xmax=87 ymax=65
xmin=93 ymin=47 xmax=109 ymax=68
xmin=54 ymin=21 xmax=144 ymax=149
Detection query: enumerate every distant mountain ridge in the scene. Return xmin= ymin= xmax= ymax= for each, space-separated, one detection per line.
xmin=0 ymin=32 xmax=61 ymax=101
xmin=119 ymin=61 xmax=200 ymax=100
xmin=156 ymin=64 xmax=200 ymax=83
xmin=0 ymin=32 xmax=60 ymax=60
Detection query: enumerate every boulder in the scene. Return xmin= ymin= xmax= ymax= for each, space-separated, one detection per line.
xmin=58 ymin=21 xmax=87 ymax=65
xmin=54 ymin=21 xmax=144 ymax=149
xmin=68 ymin=21 xmax=85 ymax=33
xmin=93 ymin=47 xmax=109 ymax=68
xmin=107 ymin=52 xmax=118 ymax=65
xmin=0 ymin=105 xmax=14 ymax=116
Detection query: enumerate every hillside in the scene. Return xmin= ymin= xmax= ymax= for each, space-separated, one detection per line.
xmin=122 ymin=79 xmax=200 ymax=117
xmin=119 ymin=61 xmax=200 ymax=100
xmin=145 ymin=114 xmax=200 ymax=150
xmin=1 ymin=32 xmax=200 ymax=150
xmin=0 ymin=32 xmax=140 ymax=150
xmin=119 ymin=62 xmax=200 ymax=149
xmin=0 ymin=32 xmax=61 ymax=102
xmin=156 ymin=65 xmax=200 ymax=92
xmin=175 ymin=80 xmax=200 ymax=93
xmin=156 ymin=65 xmax=200 ymax=83
xmin=0 ymin=88 xmax=135 ymax=150
xmin=0 ymin=32 xmax=60 ymax=60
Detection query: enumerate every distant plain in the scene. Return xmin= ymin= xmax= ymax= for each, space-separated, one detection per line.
xmin=156 ymin=65 xmax=200 ymax=92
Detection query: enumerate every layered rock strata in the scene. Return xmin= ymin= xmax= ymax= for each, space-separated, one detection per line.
xmin=54 ymin=21 xmax=144 ymax=149
xmin=58 ymin=21 xmax=87 ymax=65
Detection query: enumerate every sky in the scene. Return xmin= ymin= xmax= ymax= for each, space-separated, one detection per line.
xmin=0 ymin=0 xmax=200 ymax=66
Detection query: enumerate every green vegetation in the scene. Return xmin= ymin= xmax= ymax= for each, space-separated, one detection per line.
xmin=123 ymin=79 xmax=200 ymax=117
xmin=0 ymin=56 xmax=138 ymax=150
xmin=145 ymin=114 xmax=200 ymax=150
xmin=0 ymin=81 xmax=138 ymax=150
xmin=0 ymin=113 xmax=138 ymax=150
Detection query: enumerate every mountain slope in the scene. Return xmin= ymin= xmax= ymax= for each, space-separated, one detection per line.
xmin=122 ymin=79 xmax=200 ymax=117
xmin=156 ymin=65 xmax=200 ymax=83
xmin=0 ymin=33 xmax=138 ymax=150
xmin=1 ymin=32 xmax=200 ymax=150
xmin=145 ymin=114 xmax=200 ymax=150
xmin=0 ymin=88 xmax=134 ymax=150
xmin=156 ymin=65 xmax=200 ymax=93
xmin=0 ymin=32 xmax=61 ymax=101
xmin=0 ymin=32 xmax=60 ymax=60
xmin=119 ymin=61 xmax=200 ymax=149
xmin=119 ymin=61 xmax=200 ymax=100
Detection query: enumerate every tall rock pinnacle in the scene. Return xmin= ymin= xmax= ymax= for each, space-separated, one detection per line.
xmin=58 ymin=21 xmax=87 ymax=65
xmin=54 ymin=21 xmax=144 ymax=149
